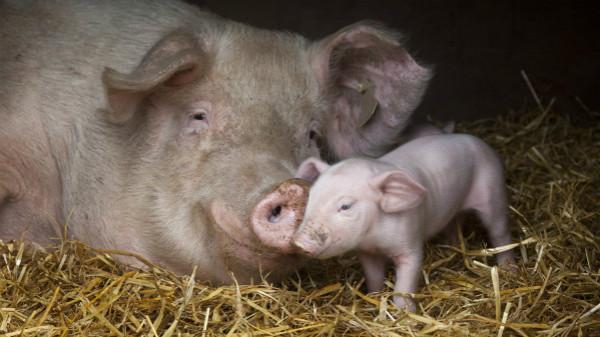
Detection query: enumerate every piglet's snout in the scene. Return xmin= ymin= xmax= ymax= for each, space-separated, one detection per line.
xmin=251 ymin=179 xmax=310 ymax=253
xmin=291 ymin=222 xmax=330 ymax=257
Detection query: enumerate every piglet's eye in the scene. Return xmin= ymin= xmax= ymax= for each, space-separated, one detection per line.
xmin=339 ymin=203 xmax=353 ymax=211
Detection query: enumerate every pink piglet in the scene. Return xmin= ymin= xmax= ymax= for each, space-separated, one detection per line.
xmin=292 ymin=133 xmax=515 ymax=311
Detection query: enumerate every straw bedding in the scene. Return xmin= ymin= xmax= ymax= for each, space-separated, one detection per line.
xmin=1 ymin=103 xmax=599 ymax=336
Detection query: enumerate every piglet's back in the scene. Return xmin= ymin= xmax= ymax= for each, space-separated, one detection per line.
xmin=378 ymin=133 xmax=505 ymax=238
xmin=379 ymin=134 xmax=499 ymax=170
xmin=378 ymin=133 xmax=504 ymax=208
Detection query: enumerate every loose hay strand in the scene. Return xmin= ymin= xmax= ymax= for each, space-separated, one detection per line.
xmin=492 ymin=266 xmax=501 ymax=321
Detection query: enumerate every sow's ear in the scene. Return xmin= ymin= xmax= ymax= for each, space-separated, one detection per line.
xmin=312 ymin=22 xmax=432 ymax=159
xmin=295 ymin=157 xmax=331 ymax=183
xmin=369 ymin=170 xmax=426 ymax=213
xmin=102 ymin=30 xmax=207 ymax=124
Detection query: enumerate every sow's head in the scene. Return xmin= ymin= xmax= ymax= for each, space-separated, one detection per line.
xmin=101 ymin=22 xmax=431 ymax=283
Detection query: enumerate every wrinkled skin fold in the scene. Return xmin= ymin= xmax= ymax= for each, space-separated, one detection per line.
xmin=0 ymin=0 xmax=431 ymax=283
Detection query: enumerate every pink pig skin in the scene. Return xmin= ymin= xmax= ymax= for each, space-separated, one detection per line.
xmin=293 ymin=133 xmax=514 ymax=312
xmin=401 ymin=121 xmax=455 ymax=141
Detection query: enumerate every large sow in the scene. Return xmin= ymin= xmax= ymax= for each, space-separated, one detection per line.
xmin=0 ymin=0 xmax=430 ymax=283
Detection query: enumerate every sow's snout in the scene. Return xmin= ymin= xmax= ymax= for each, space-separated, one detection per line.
xmin=251 ymin=178 xmax=310 ymax=253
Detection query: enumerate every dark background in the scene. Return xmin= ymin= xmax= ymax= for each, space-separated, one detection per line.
xmin=189 ymin=0 xmax=599 ymax=122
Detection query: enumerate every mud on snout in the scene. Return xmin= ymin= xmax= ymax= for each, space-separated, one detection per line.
xmin=251 ymin=178 xmax=311 ymax=253
xmin=290 ymin=220 xmax=331 ymax=257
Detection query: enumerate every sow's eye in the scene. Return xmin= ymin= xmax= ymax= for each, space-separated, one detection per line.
xmin=185 ymin=109 xmax=209 ymax=135
xmin=308 ymin=120 xmax=322 ymax=146
xmin=308 ymin=124 xmax=330 ymax=159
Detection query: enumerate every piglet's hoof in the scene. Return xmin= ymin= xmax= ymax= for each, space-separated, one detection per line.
xmin=251 ymin=178 xmax=310 ymax=253
xmin=393 ymin=295 xmax=417 ymax=313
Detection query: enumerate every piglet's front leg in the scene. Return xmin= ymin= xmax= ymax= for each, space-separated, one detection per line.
xmin=359 ymin=251 xmax=387 ymax=293
xmin=391 ymin=249 xmax=423 ymax=312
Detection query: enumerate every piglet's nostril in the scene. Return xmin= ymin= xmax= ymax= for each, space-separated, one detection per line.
xmin=268 ymin=205 xmax=283 ymax=223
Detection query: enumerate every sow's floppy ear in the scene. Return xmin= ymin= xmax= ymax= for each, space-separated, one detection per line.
xmin=369 ymin=170 xmax=426 ymax=213
xmin=102 ymin=30 xmax=208 ymax=124
xmin=312 ymin=21 xmax=432 ymax=159
xmin=295 ymin=157 xmax=331 ymax=183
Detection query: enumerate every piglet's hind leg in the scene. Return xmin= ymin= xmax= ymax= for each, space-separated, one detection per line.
xmin=471 ymin=186 xmax=515 ymax=266
xmin=479 ymin=209 xmax=515 ymax=266
xmin=465 ymin=156 xmax=515 ymax=267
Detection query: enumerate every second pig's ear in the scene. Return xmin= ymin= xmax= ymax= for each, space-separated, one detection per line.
xmin=370 ymin=170 xmax=426 ymax=213
xmin=102 ymin=30 xmax=207 ymax=124
xmin=312 ymin=21 xmax=432 ymax=159
xmin=295 ymin=157 xmax=331 ymax=183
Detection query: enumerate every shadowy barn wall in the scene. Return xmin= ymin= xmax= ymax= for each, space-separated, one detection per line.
xmin=190 ymin=0 xmax=599 ymax=121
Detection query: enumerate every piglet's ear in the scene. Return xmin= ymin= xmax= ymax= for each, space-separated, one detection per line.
xmin=295 ymin=157 xmax=331 ymax=183
xmin=102 ymin=30 xmax=207 ymax=124
xmin=370 ymin=170 xmax=426 ymax=213
xmin=312 ymin=21 xmax=432 ymax=159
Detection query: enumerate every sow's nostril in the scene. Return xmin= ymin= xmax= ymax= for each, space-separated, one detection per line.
xmin=251 ymin=178 xmax=310 ymax=253
xmin=268 ymin=205 xmax=283 ymax=223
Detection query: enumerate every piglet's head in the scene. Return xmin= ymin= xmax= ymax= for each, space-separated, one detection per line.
xmin=292 ymin=158 xmax=429 ymax=260
xmin=291 ymin=158 xmax=375 ymax=259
